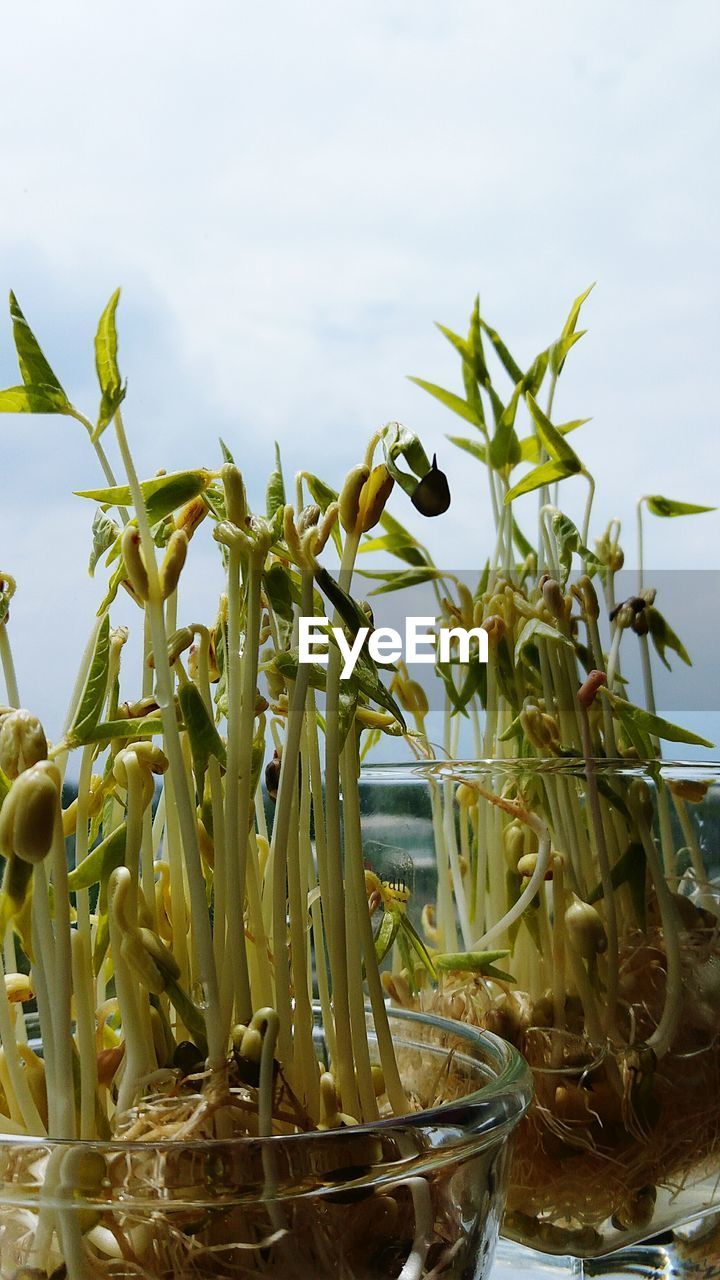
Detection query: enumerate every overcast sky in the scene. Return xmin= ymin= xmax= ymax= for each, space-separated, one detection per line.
xmin=0 ymin=0 xmax=718 ymax=749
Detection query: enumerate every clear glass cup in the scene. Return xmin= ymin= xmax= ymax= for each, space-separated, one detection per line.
xmin=0 ymin=1005 xmax=531 ymax=1279
xmin=358 ymin=759 xmax=720 ymax=1276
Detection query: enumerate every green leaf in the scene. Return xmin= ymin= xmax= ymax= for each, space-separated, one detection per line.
xmin=526 ymin=393 xmax=582 ymax=468
xmin=644 ymin=496 xmax=716 ymax=518
xmin=76 ymin=469 xmax=210 ymax=526
xmin=351 ymin=650 xmax=406 ymax=729
xmin=263 ymin=563 xmax=295 ymax=625
xmin=93 ymin=289 xmax=126 ymax=440
xmin=178 ymin=682 xmax=226 ymax=792
xmin=381 ymin=421 xmax=432 ymax=497
xmin=266 ymin=441 xmax=286 ymax=519
xmin=304 ymin=474 xmax=337 ymax=512
xmin=219 ymin=437 xmax=235 ymax=464
xmin=88 ymin=508 xmax=120 ymax=577
xmin=435 ymin=949 xmax=515 ymax=982
xmin=551 ymin=283 xmax=594 ymax=375
xmin=9 ymin=292 xmax=68 ymax=397
xmin=646 ymin=606 xmax=691 ymax=670
xmin=550 ymin=511 xmax=603 ymax=583
xmin=71 ymin=614 xmax=111 ymax=741
xmin=0 ymin=384 xmax=71 ymax=414
xmin=600 ymin=689 xmax=714 ymax=748
xmin=97 ymin=558 xmax=127 ymax=615
xmin=523 ymin=348 xmax=550 ymax=398
xmin=68 ymin=713 xmax=164 ymax=748
xmin=314 ymin=566 xmax=369 ymax=637
xmin=505 ymin=458 xmax=579 ymax=503
xmin=514 ymin=617 xmax=572 ymax=663
xmin=488 ymin=383 xmax=523 ymax=471
xmin=480 ymin=321 xmax=523 ymax=383
xmin=358 ymin=532 xmax=427 ymax=568
xmin=408 ymin=378 xmax=484 ymax=429
xmin=447 ymin=434 xmax=487 ymax=465
xmin=68 ymin=823 xmax=127 ymax=892
xmin=363 ymin=566 xmax=445 ymax=595
xmin=338 ymin=684 xmax=359 ymax=750
xmin=374 ymin=909 xmax=401 ymax=965
xmin=588 ymin=841 xmax=646 ymax=931
xmin=518 ymin=418 xmax=590 ymax=464
xmin=397 ymin=913 xmax=436 ymax=980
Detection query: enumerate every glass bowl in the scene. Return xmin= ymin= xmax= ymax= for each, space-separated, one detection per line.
xmin=0 ymin=1005 xmax=531 ymax=1279
xmin=358 ymin=759 xmax=720 ymax=1263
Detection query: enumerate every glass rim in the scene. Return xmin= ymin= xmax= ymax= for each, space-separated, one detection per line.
xmin=358 ymin=757 xmax=720 ymax=782
xmin=0 ymin=1005 xmax=532 ymax=1154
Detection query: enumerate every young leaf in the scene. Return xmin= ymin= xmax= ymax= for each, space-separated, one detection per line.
xmin=76 ymin=469 xmax=210 ymax=525
xmin=526 ymin=393 xmax=582 ymax=468
xmin=550 ymin=511 xmax=602 ymax=583
xmin=69 ymin=713 xmax=164 ymax=748
xmin=178 ymin=681 xmax=227 ymax=791
xmin=263 ymin=563 xmax=295 ymax=625
xmin=396 ymin=913 xmax=437 ymax=980
xmin=514 ymin=617 xmax=572 ymax=663
xmin=505 ymin=458 xmax=578 ymax=503
xmin=338 ymin=684 xmax=359 ymax=750
xmin=358 ymin=532 xmax=427 ymax=568
xmin=518 ymin=418 xmax=590 ymax=464
xmin=93 ymin=289 xmax=127 ymax=440
xmin=381 ymin=420 xmax=432 ymax=497
xmin=435 ymin=949 xmax=515 ymax=982
xmin=9 ymin=292 xmax=68 ymax=398
xmin=374 ymin=909 xmax=401 ymax=965
xmin=266 ymin=441 xmax=286 ymax=519
xmin=408 ymin=378 xmax=484 ymax=429
xmin=480 ymin=320 xmax=523 ymax=384
xmin=488 ymin=383 xmax=523 ymax=471
xmin=446 ymin=435 xmax=487 ymax=465
xmin=600 ymin=688 xmax=714 ymax=748
xmin=71 ymin=614 xmax=111 ymax=742
xmin=68 ymin=823 xmax=128 ymax=893
xmin=644 ymin=496 xmax=715 ymax=518
xmin=550 ymin=283 xmax=594 ymax=375
xmin=363 ymin=566 xmax=445 ymax=595
xmin=0 ymin=385 xmax=70 ymax=414
xmin=89 ymin=508 xmax=120 ymax=577
xmin=645 ymin=606 xmax=691 ymax=670
xmin=314 ymin=565 xmax=370 ymax=637
xmin=588 ymin=841 xmax=646 ymax=931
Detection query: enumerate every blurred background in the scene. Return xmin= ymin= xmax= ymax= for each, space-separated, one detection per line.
xmin=0 ymin=0 xmax=718 ymax=748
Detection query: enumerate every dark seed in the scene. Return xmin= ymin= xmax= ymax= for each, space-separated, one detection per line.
xmin=173 ymin=1040 xmax=205 ymax=1076
xmin=411 ymin=455 xmax=451 ymax=517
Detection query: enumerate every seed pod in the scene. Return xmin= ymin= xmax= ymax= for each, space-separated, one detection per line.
xmin=542 ymin=578 xmax=565 ymax=620
xmin=283 ymin=505 xmax=303 ymax=563
xmin=612 ymin=1184 xmax=656 ymax=1232
xmin=121 ymin=526 xmax=150 ymax=602
xmin=667 ymin=778 xmax=709 ymax=804
xmin=222 ymin=464 xmax=248 ymax=527
xmin=0 ymin=710 xmax=48 ymax=779
xmin=175 ymin=494 xmax=208 ymax=539
xmin=159 ymin=530 xmax=188 ymax=599
xmin=174 ymin=1039 xmax=205 ymax=1077
xmin=575 ymin=575 xmax=600 ymax=622
xmin=3 ymin=974 xmax=33 ymax=1003
xmin=296 ymin=504 xmax=320 ymax=536
xmin=313 ymin=501 xmax=339 ymax=554
xmin=0 ymin=762 xmax=59 ymax=864
xmin=410 ymin=455 xmax=451 ymax=517
xmin=565 ymin=895 xmax=607 ymax=960
xmin=357 ymin=465 xmax=394 ymax=533
xmin=97 ymin=1045 xmax=125 ymax=1087
xmin=503 ymin=822 xmax=526 ymax=871
xmin=482 ymin=614 xmax=506 ymax=645
xmin=265 ymin=749 xmax=281 ymax=801
xmin=339 ymin=464 xmax=370 ymax=533
xmin=578 ymin=669 xmax=607 ymax=709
